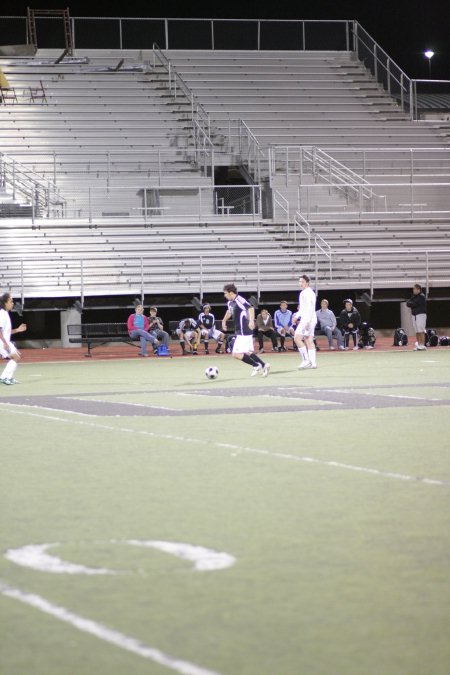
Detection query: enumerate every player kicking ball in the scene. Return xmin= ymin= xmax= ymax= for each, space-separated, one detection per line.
xmin=292 ymin=274 xmax=317 ymax=370
xmin=222 ymin=284 xmax=270 ymax=377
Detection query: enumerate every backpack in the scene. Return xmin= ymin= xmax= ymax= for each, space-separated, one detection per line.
xmin=393 ymin=328 xmax=408 ymax=346
xmin=358 ymin=322 xmax=376 ymax=348
xmin=439 ymin=336 xmax=449 ymax=346
xmin=425 ymin=329 xmax=439 ymax=347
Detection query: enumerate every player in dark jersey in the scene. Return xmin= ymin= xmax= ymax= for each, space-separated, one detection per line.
xmin=176 ymin=318 xmax=200 ymax=355
xmin=197 ymin=304 xmax=225 ymax=354
xmin=222 ymin=284 xmax=270 ymax=377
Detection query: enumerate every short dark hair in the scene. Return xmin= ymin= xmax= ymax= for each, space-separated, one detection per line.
xmin=413 ymin=283 xmax=422 ymax=292
xmin=223 ymin=283 xmax=237 ymax=294
xmin=300 ymin=274 xmax=310 ymax=283
xmin=149 ymin=306 xmax=157 ymax=311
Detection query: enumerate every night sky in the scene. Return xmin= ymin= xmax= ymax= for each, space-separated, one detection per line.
xmin=1 ymin=0 xmax=448 ymax=79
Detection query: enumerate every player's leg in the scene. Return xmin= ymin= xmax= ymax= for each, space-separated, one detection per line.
xmin=1 ymin=345 xmax=20 ymax=384
xmin=295 ymin=327 xmax=310 ymax=367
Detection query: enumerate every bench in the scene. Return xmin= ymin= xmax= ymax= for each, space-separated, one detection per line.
xmin=67 ymin=322 xmax=138 ymax=356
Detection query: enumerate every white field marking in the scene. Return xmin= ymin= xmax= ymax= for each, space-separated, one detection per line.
xmin=5 ymin=543 xmax=116 ymax=575
xmin=60 ymin=397 xmax=178 ymax=412
xmin=385 ymin=394 xmax=441 ymax=401
xmin=176 ymin=392 xmax=228 ymax=399
xmin=261 ymin=394 xmax=342 ymax=405
xmin=6 ymin=541 xmax=235 ymax=575
xmin=0 ymin=580 xmax=221 ymax=675
xmin=123 ymin=541 xmax=235 ymax=571
xmin=2 ymin=405 xmax=449 ymax=488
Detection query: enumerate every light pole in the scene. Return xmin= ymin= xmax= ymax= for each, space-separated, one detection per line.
xmin=424 ymin=50 xmax=434 ymax=77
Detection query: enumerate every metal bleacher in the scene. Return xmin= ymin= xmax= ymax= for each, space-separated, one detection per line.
xmin=1 ymin=20 xmax=450 ymax=301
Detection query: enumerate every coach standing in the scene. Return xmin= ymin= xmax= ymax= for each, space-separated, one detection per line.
xmin=406 ymin=283 xmax=427 ymax=351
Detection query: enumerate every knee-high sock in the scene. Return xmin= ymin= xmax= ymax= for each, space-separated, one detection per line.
xmin=1 ymin=359 xmax=17 ymax=379
xmin=308 ymin=348 xmax=317 ymax=366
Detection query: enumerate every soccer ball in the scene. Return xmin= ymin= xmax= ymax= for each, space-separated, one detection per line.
xmin=205 ymin=366 xmax=219 ymax=380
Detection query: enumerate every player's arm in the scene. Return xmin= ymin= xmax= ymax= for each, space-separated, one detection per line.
xmin=12 ymin=323 xmax=27 ymax=335
xmin=222 ymin=309 xmax=231 ymax=331
xmin=247 ymin=306 xmax=255 ymax=330
xmin=0 ymin=327 xmax=10 ymax=351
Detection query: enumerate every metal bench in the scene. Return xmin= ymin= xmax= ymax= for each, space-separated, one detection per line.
xmin=67 ymin=321 xmax=138 ymax=356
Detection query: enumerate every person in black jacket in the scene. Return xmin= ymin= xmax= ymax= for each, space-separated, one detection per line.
xmin=406 ymin=284 xmax=427 ymax=350
xmin=339 ymin=299 xmax=361 ymax=350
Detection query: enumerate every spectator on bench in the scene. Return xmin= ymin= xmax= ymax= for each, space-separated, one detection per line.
xmin=274 ymin=300 xmax=295 ymax=351
xmin=176 ymin=318 xmax=201 ymax=355
xmin=127 ymin=304 xmax=159 ymax=357
xmin=256 ymin=308 xmax=278 ymax=353
xmin=147 ymin=306 xmax=170 ymax=350
xmin=316 ymin=299 xmax=344 ymax=350
xmin=339 ymin=299 xmax=361 ymax=351
xmin=197 ymin=303 xmax=225 ymax=354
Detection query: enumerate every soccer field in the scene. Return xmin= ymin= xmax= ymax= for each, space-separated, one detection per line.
xmin=1 ymin=350 xmax=450 ymax=675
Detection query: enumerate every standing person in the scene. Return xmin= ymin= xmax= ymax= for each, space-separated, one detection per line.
xmin=339 ymin=299 xmax=361 ymax=350
xmin=147 ymin=306 xmax=170 ymax=350
xmin=274 ymin=300 xmax=295 ymax=351
xmin=0 ymin=293 xmax=27 ymax=385
xmin=316 ymin=299 xmax=344 ymax=350
xmin=255 ymin=308 xmax=278 ymax=352
xmin=127 ymin=303 xmax=159 ymax=357
xmin=197 ymin=304 xmax=225 ymax=354
xmin=222 ymin=284 xmax=270 ymax=377
xmin=292 ymin=275 xmax=318 ymax=369
xmin=406 ymin=284 xmax=427 ymax=351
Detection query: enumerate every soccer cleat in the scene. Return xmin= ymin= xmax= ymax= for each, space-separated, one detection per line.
xmin=329 ymin=346 xmax=335 ymax=350
xmin=259 ymin=348 xmax=265 ymax=353
xmin=297 ymin=361 xmax=312 ymax=369
xmin=251 ymin=364 xmax=263 ymax=377
xmin=262 ymin=363 xmax=271 ymax=377
xmin=1 ymin=378 xmax=13 ymax=385
xmin=339 ymin=346 xmax=345 ymax=351
xmin=417 ymin=345 xmax=427 ymax=350
xmin=215 ymin=346 xmax=222 ymax=354
xmin=138 ymin=352 xmax=148 ymax=357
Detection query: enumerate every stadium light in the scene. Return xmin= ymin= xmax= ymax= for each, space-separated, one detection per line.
xmin=424 ymin=50 xmax=434 ymax=77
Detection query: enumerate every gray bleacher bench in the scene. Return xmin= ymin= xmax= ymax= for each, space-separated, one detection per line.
xmin=67 ymin=322 xmax=138 ymax=357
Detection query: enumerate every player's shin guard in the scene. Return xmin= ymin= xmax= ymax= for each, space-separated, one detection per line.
xmin=299 ymin=346 xmax=308 ymax=362
xmin=249 ymin=353 xmax=265 ymax=367
xmin=308 ymin=348 xmax=317 ymax=367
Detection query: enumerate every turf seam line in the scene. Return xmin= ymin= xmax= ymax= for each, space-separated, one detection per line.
xmin=3 ymin=405 xmax=449 ymax=488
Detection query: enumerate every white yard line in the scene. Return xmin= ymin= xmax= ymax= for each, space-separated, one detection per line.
xmin=0 ymin=580 xmax=221 ymax=675
xmin=2 ymin=405 xmax=448 ymax=487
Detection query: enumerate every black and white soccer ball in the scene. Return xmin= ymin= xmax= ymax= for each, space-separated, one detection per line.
xmin=205 ymin=366 xmax=219 ymax=380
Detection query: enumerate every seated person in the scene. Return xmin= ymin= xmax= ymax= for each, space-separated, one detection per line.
xmin=176 ymin=318 xmax=201 ymax=355
xmin=197 ymin=303 xmax=225 ymax=354
xmin=255 ymin=308 xmax=278 ymax=353
xmin=147 ymin=306 xmax=170 ymax=350
xmin=358 ymin=322 xmax=376 ymax=350
xmin=338 ymin=299 xmax=361 ymax=350
xmin=274 ymin=300 xmax=295 ymax=351
xmin=127 ymin=303 xmax=159 ymax=356
xmin=316 ymin=298 xmax=344 ymax=350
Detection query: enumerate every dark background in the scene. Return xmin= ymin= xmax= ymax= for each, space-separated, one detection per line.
xmin=1 ymin=0 xmax=449 ymax=79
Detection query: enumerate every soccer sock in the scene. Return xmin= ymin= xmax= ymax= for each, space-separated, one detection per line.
xmin=204 ymin=340 xmax=209 ymax=352
xmin=216 ymin=340 xmax=223 ymax=350
xmin=308 ymin=348 xmax=317 ymax=367
xmin=299 ymin=346 xmax=308 ymax=362
xmin=180 ymin=340 xmax=186 ymax=352
xmin=280 ymin=336 xmax=285 ymax=348
xmin=242 ymin=354 xmax=255 ymax=366
xmin=250 ymin=353 xmax=265 ymax=367
xmin=2 ymin=359 xmax=17 ymax=379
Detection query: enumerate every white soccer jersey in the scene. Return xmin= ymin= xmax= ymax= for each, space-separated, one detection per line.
xmin=0 ymin=308 xmax=12 ymax=344
xmin=298 ymin=286 xmax=317 ymax=325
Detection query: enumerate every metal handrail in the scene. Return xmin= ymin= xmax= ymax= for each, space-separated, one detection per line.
xmin=293 ymin=211 xmax=311 ymax=255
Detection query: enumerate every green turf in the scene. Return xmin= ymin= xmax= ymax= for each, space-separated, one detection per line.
xmin=1 ymin=351 xmax=450 ymax=675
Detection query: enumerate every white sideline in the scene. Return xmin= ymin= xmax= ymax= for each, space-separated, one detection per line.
xmin=2 ymin=405 xmax=449 ymax=487
xmin=0 ymin=580 xmax=221 ymax=675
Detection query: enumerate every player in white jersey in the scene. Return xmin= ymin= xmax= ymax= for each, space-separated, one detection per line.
xmin=0 ymin=293 xmax=27 ymax=385
xmin=292 ymin=275 xmax=318 ymax=370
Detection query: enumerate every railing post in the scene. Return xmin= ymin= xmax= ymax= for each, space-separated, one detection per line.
xmin=199 ymin=186 xmax=202 ymax=219
xmin=410 ymin=181 xmax=414 ymax=218
xmin=80 ymin=258 xmax=84 ymax=308
xmin=301 ymin=21 xmax=306 ymax=50
xmin=425 ymin=251 xmax=429 ymax=295
xmin=31 ymin=186 xmax=35 ymax=224
xmin=119 ymin=18 xmax=123 ymax=50
xmin=164 ymin=19 xmax=169 ymax=50
xmin=369 ymin=252 xmax=373 ymax=298
xmin=410 ymin=149 xmax=413 ymax=182
xmin=199 ymin=255 xmax=203 ymax=302
xmin=374 ymin=43 xmax=378 ymax=80
xmin=210 ymin=20 xmax=214 ymax=50
xmin=257 ymin=20 xmax=261 ymax=50
xmin=387 ymin=58 xmax=391 ymax=94
xmin=257 ymin=254 xmax=260 ymax=301
xmin=88 ymin=187 xmax=92 ymax=224
xmin=143 ymin=188 xmax=147 ymax=223
xmin=12 ymin=160 xmax=16 ymax=200
xmin=345 ymin=20 xmax=350 ymax=51
xmin=409 ymin=80 xmax=414 ymax=121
